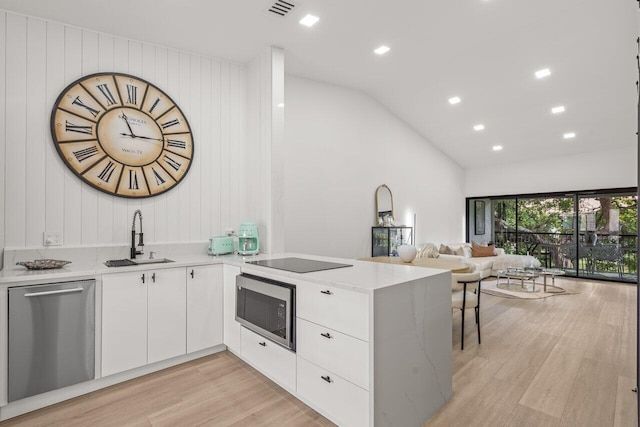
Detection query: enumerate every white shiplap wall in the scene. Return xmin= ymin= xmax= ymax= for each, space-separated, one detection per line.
xmin=0 ymin=11 xmax=252 ymax=265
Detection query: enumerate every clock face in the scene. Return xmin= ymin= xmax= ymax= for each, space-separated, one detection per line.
xmin=50 ymin=72 xmax=193 ymax=198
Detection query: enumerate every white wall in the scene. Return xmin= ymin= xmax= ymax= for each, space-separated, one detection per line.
xmin=247 ymin=47 xmax=285 ymax=254
xmin=465 ymin=146 xmax=637 ymax=197
xmin=0 ymin=11 xmax=256 ymax=268
xmin=283 ymin=76 xmax=466 ymax=259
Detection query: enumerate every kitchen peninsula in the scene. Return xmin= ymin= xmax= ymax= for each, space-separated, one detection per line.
xmin=0 ymin=248 xmax=452 ymax=426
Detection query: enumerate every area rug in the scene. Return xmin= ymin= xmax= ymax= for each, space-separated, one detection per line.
xmin=480 ymin=280 xmax=578 ymax=299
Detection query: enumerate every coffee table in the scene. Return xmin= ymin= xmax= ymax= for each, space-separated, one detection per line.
xmin=536 ymin=268 xmax=566 ymax=293
xmin=496 ymin=269 xmax=541 ymax=293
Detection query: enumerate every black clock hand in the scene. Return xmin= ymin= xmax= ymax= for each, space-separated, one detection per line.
xmin=135 ymin=135 xmax=164 ymax=142
xmin=119 ymin=133 xmax=164 ymax=142
xmin=120 ymin=112 xmax=137 ymax=137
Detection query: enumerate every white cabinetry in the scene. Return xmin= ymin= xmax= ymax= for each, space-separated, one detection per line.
xmin=240 ymin=327 xmax=296 ymax=391
xmin=296 ymin=282 xmax=370 ymax=426
xmin=297 ymin=357 xmax=369 ymax=427
xmin=223 ymin=264 xmax=241 ymax=353
xmin=147 ymin=268 xmax=186 ymax=363
xmin=297 ymin=281 xmax=369 ymax=341
xmin=297 ymin=318 xmax=369 ymax=391
xmin=102 ymin=267 xmax=186 ymax=376
xmin=102 ymin=271 xmax=148 ymax=377
xmin=186 ymin=265 xmax=223 ymax=353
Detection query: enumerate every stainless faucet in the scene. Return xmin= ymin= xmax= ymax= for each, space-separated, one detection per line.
xmin=130 ymin=210 xmax=144 ymax=259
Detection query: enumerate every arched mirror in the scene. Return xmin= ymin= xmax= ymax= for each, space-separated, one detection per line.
xmin=375 ymin=184 xmax=394 ymax=226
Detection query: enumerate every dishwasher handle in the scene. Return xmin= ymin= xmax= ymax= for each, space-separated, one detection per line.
xmin=24 ymin=287 xmax=84 ymax=297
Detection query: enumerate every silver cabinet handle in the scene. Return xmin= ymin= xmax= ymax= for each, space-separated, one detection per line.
xmin=25 ymin=287 xmax=83 ymax=297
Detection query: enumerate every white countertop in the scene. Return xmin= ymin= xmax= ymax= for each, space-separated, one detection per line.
xmin=0 ymin=252 xmax=448 ymax=292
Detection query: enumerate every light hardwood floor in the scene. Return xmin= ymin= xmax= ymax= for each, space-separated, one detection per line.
xmin=1 ymin=277 xmax=637 ymax=427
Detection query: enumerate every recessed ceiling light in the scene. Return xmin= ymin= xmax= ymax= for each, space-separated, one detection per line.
xmin=448 ymin=96 xmax=461 ymax=105
xmin=473 ymin=124 xmax=485 ymax=131
xmin=551 ymin=105 xmax=565 ymax=114
xmin=277 ymin=102 xmax=284 ymax=108
xmin=535 ymin=68 xmax=551 ymax=79
xmin=563 ymin=132 xmax=576 ymax=139
xmin=374 ymin=45 xmax=390 ymax=55
xmin=299 ymin=14 xmax=319 ymax=27
xmin=492 ymin=145 xmax=503 ymax=151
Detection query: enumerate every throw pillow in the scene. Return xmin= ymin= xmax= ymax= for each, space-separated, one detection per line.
xmin=453 ymin=246 xmax=465 ymax=256
xmin=420 ymin=243 xmax=440 ymax=258
xmin=471 ymin=245 xmax=496 ymax=257
xmin=472 ymin=240 xmax=488 ymax=247
xmin=439 ymin=244 xmax=453 ymax=255
xmin=462 ymin=247 xmax=473 ymax=258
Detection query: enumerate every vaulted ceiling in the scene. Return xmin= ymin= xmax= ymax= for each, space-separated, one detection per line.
xmin=0 ymin=0 xmax=638 ymax=167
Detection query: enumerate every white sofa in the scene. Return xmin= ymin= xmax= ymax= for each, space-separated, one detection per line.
xmin=432 ymin=243 xmax=540 ymax=278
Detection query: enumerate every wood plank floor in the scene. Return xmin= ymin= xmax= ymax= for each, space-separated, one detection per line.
xmin=427 ymin=276 xmax=638 ymax=427
xmin=1 ymin=277 xmax=636 ymax=427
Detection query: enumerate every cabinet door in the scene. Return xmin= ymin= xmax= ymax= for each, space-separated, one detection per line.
xmin=240 ymin=327 xmax=296 ymax=392
xmin=187 ymin=264 xmax=223 ymax=353
xmin=102 ymin=271 xmax=148 ymax=377
xmin=223 ymin=264 xmax=241 ymax=353
xmin=297 ymin=282 xmax=370 ymax=341
xmin=148 ymin=268 xmax=187 ymax=364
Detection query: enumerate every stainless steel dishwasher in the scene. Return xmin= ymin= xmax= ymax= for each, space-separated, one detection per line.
xmin=8 ymin=279 xmax=95 ymax=402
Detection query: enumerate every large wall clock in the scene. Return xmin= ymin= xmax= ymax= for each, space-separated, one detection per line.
xmin=50 ymin=72 xmax=193 ymax=198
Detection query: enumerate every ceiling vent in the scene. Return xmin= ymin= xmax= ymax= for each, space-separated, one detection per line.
xmin=267 ymin=0 xmax=297 ymax=17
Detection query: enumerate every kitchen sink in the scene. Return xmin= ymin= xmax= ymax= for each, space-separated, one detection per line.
xmin=133 ymin=258 xmax=174 ymax=265
xmin=104 ymin=258 xmax=174 ymax=267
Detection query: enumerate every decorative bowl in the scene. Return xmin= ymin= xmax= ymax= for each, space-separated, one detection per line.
xmin=397 ymin=245 xmax=417 ymax=263
xmin=16 ymin=259 xmax=71 ymax=270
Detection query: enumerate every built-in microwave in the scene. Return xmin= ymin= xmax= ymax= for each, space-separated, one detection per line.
xmin=236 ymin=273 xmax=296 ymax=351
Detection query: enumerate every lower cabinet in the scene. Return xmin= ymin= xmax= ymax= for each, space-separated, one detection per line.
xmin=186 ymin=265 xmax=223 ymax=353
xmin=296 ymin=318 xmax=369 ymax=391
xmin=102 ymin=271 xmax=148 ymax=377
xmin=147 ymin=268 xmax=187 ymax=364
xmin=297 ymin=357 xmax=369 ymax=427
xmin=240 ymin=327 xmax=296 ymax=392
xmin=102 ymin=267 xmax=187 ymax=376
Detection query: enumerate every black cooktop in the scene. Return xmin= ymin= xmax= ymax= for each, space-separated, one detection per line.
xmin=246 ymin=257 xmax=353 ymax=274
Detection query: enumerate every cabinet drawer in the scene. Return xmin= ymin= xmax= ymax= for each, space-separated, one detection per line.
xmin=240 ymin=327 xmax=296 ymax=391
xmin=297 ymin=318 xmax=369 ymax=390
xmin=297 ymin=357 xmax=369 ymax=427
xmin=297 ymin=283 xmax=369 ymax=341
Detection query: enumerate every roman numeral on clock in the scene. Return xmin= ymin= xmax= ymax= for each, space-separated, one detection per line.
xmin=126 ymin=85 xmax=137 ymax=104
xmin=72 ymin=96 xmax=100 ymax=118
xmin=167 ymin=139 xmax=186 ymax=149
xmin=65 ymin=120 xmax=93 ymax=135
xmin=163 ymin=154 xmax=181 ymax=171
xmin=97 ymin=84 xmax=117 ymax=105
xmin=73 ymin=146 xmax=99 ymax=162
xmin=97 ymin=161 xmax=116 ymax=182
xmin=129 ymin=169 xmax=139 ymax=190
xmin=149 ymin=98 xmax=160 ymax=113
xmin=152 ymin=168 xmax=166 ymax=185
xmin=161 ymin=118 xmax=180 ymax=129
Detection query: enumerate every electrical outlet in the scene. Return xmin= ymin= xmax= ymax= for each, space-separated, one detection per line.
xmin=44 ymin=231 xmax=63 ymax=246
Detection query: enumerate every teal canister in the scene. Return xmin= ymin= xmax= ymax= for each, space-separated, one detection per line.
xmin=238 ymin=222 xmax=259 ymax=255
